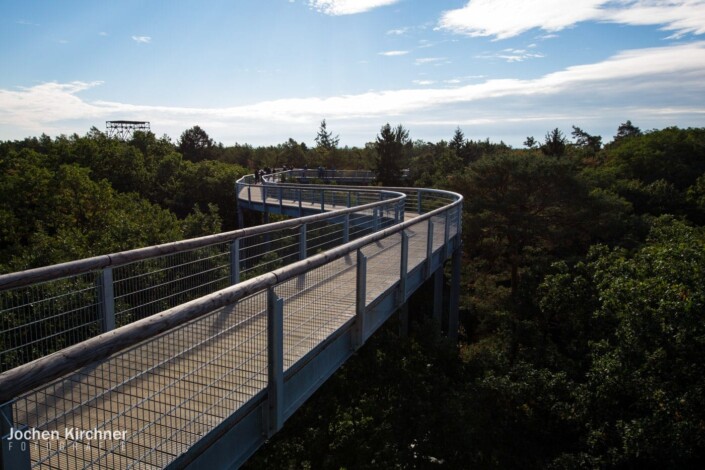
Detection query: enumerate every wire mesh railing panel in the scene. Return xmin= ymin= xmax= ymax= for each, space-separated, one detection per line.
xmin=275 ymin=256 xmax=357 ymax=370
xmin=405 ymin=220 xmax=429 ymax=273
xmin=279 ymin=186 xmax=301 ymax=205
xmin=305 ymin=219 xmax=345 ymax=257
xmin=361 ymin=233 xmax=402 ymax=306
xmin=419 ymin=192 xmax=451 ymax=214
xmin=402 ymin=189 xmax=420 ymax=215
xmin=13 ymin=290 xmax=269 ymax=469
xmin=239 ymin=226 xmax=300 ymax=281
xmin=347 ymin=208 xmax=376 ymax=240
xmin=431 ymin=214 xmax=447 ymax=253
xmin=297 ymin=188 xmax=322 ymax=209
xmin=0 ymin=273 xmax=102 ymax=373
xmin=323 ymin=189 xmax=349 ymax=209
xmin=113 ymin=244 xmax=231 ymax=327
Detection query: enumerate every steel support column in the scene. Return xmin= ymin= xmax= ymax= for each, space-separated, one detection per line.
xmin=433 ymin=267 xmax=443 ymax=326
xmin=448 ymin=245 xmax=461 ymax=342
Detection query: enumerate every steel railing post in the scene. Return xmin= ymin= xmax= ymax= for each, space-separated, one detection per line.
xmin=299 ymin=224 xmax=307 ymax=260
xmin=298 ymin=189 xmax=303 ymax=217
xmin=426 ymin=219 xmax=434 ymax=277
xmin=444 ymin=210 xmax=450 ymax=259
xmin=267 ymin=288 xmax=284 ymax=436
xmin=98 ymin=268 xmax=115 ymax=332
xmin=343 ymin=214 xmax=350 ymax=244
xmin=230 ymin=239 xmax=240 ymax=285
xmin=458 ymin=203 xmax=463 ymax=236
xmin=354 ymin=250 xmax=367 ymax=350
xmin=399 ymin=231 xmax=408 ymax=306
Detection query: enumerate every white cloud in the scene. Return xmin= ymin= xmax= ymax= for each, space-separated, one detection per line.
xmin=439 ymin=0 xmax=705 ymax=40
xmin=0 ymin=82 xmax=105 ymax=133
xmin=308 ymin=0 xmax=399 ymax=15
xmin=415 ymin=57 xmax=447 ymax=65
xmin=387 ymin=27 xmax=409 ymax=35
xmin=413 ymin=80 xmax=436 ymax=86
xmin=1 ymin=43 xmax=704 ymax=145
xmin=379 ymin=50 xmax=410 ymax=56
xmin=132 ymin=35 xmax=151 ymax=44
xmin=478 ymin=48 xmax=545 ymax=62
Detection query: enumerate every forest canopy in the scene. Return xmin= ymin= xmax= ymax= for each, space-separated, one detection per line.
xmin=2 ymin=122 xmax=705 ymax=467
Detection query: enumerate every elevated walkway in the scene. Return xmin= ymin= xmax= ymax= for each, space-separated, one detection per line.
xmin=0 ymin=171 xmax=462 ymax=469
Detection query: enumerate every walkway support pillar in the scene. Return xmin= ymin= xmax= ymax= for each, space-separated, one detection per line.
xmin=448 ymin=245 xmax=461 ymax=342
xmin=398 ymin=303 xmax=409 ymax=337
xmin=433 ymin=267 xmax=444 ymax=327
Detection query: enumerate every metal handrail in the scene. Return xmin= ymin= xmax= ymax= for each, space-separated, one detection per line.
xmin=0 ymin=184 xmax=461 ymax=403
xmin=0 ymin=177 xmax=407 ymax=372
xmin=0 ymin=184 xmax=401 ymax=290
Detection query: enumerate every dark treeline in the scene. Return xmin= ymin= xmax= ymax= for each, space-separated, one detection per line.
xmin=245 ymin=123 xmax=705 ymax=469
xmin=2 ymin=121 xmax=705 ymax=467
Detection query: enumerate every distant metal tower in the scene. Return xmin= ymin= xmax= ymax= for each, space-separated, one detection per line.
xmin=106 ymin=120 xmax=150 ymax=139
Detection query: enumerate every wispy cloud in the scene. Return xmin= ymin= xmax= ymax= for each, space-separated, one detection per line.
xmin=439 ymin=0 xmax=705 ymax=40
xmin=308 ymin=0 xmax=400 ymax=15
xmin=16 ymin=20 xmax=40 ymax=26
xmin=413 ymin=80 xmax=436 ymax=86
xmin=415 ymin=57 xmax=447 ymax=65
xmin=132 ymin=35 xmax=151 ymax=44
xmin=379 ymin=50 xmax=410 ymax=56
xmin=387 ymin=27 xmax=409 ymax=35
xmin=478 ymin=48 xmax=545 ymax=63
xmin=1 ymin=43 xmax=704 ymax=144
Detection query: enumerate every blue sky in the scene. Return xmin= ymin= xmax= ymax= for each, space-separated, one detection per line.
xmin=1 ymin=0 xmax=705 ymax=147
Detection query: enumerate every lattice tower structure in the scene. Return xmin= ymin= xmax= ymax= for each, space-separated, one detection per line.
xmin=106 ymin=120 xmax=150 ymax=139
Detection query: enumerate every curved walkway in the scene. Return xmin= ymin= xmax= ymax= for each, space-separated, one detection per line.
xmin=0 ymin=171 xmax=462 ymax=469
